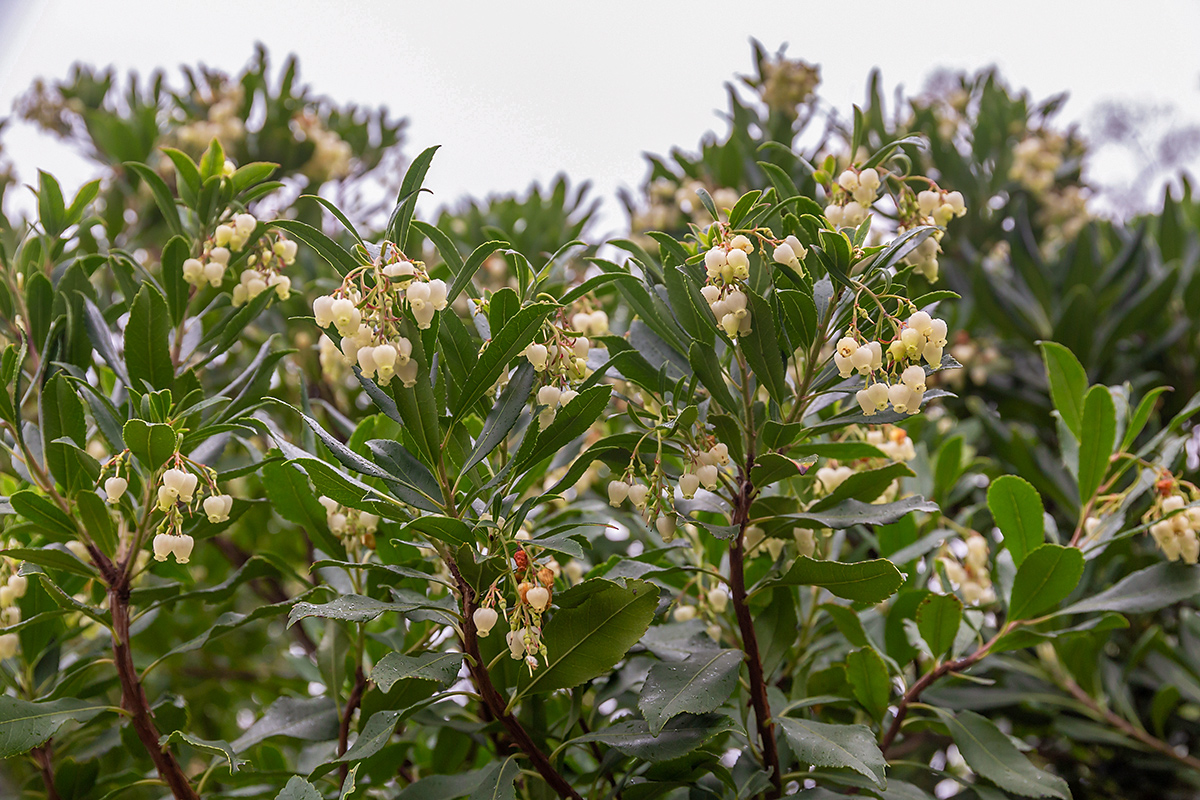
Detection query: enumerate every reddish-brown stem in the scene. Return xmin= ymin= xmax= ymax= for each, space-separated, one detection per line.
xmin=880 ymin=630 xmax=1002 ymax=754
xmin=31 ymin=743 xmax=61 ymax=800
xmin=447 ymin=558 xmax=583 ymax=800
xmin=338 ymin=663 xmax=368 ymax=783
xmin=729 ymin=469 xmax=782 ymax=799
xmin=1061 ymin=676 xmax=1200 ymax=772
xmin=109 ymin=583 xmax=200 ymax=800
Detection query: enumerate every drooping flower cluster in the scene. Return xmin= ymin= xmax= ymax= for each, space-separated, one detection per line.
xmin=755 ymin=52 xmax=821 ymax=118
xmin=1010 ymin=132 xmax=1067 ymax=194
xmin=701 ymin=235 xmax=757 ymax=338
xmin=522 ymin=313 xmax=594 ymax=424
xmin=835 ymin=311 xmax=949 ymax=417
xmin=313 ymin=245 xmax=448 ymax=388
xmin=318 ymin=496 xmax=381 ymax=551
xmin=1148 ymin=493 xmax=1200 ymax=564
xmin=146 ymin=461 xmax=232 ymax=565
xmin=941 ymin=534 xmax=996 ymax=605
xmin=0 ymin=563 xmax=28 ymax=648
xmin=899 ymin=187 xmax=968 ymax=282
xmin=472 ymin=546 xmax=561 ymax=673
xmin=825 ymin=168 xmax=883 ymax=228
xmin=181 ymin=214 xmax=298 ymax=306
xmin=676 ymin=442 xmax=733 ymax=500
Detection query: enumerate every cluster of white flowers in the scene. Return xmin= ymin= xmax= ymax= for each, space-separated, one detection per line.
xmin=866 ymin=427 xmax=917 ymax=462
xmin=523 ymin=333 xmax=589 ymax=382
xmin=535 ymin=384 xmax=579 ymax=428
xmin=318 ymin=496 xmax=381 ymax=548
xmin=745 ymin=524 xmax=786 ymax=561
xmin=677 ymin=442 xmax=732 ymax=499
xmin=181 ymin=215 xmax=297 ymax=306
xmin=757 ymin=54 xmax=820 ymax=117
xmin=942 ymin=534 xmax=996 ymax=605
xmin=507 ymin=625 xmax=544 ymax=670
xmin=901 ymin=188 xmax=968 ymax=282
xmin=772 ymin=234 xmax=808 ymax=273
xmin=1010 ymin=133 xmax=1066 ymax=194
xmin=570 ymin=308 xmax=610 ymax=337
xmin=702 ymin=235 xmax=759 ymax=338
xmin=838 ymin=311 xmax=949 ymax=417
xmin=149 ymin=465 xmax=233 ymax=564
xmin=1148 ymin=495 xmax=1200 ymax=564
xmin=825 ymin=168 xmax=883 ymax=227
xmin=313 ymin=250 xmax=448 ymax=388
xmin=175 ymin=83 xmax=245 ymax=152
xmin=0 ymin=569 xmax=28 ymax=639
xmin=294 ymin=112 xmax=354 ymax=183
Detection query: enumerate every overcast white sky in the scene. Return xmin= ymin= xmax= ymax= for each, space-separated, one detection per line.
xmin=2 ymin=0 xmax=1199 ymax=232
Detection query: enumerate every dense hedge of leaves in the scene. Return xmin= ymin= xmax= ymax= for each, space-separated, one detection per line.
xmin=0 ymin=45 xmax=1199 ymax=800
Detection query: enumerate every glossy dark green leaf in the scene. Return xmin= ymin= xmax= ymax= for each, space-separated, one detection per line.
xmin=768 ymin=556 xmax=903 ymax=603
xmin=987 ymin=475 xmax=1044 ymax=567
xmin=452 ymin=303 xmax=556 ymax=420
xmin=1078 ymin=385 xmax=1116 ymax=502
xmin=777 ymin=717 xmax=886 ymax=788
xmin=0 ymin=697 xmax=109 ymax=758
xmin=845 ymin=647 xmax=890 ymax=719
xmin=1039 ymin=341 xmax=1088 ymax=441
xmin=124 ymin=284 xmax=174 ymax=391
xmin=1008 ymin=544 xmax=1084 ymax=620
xmin=935 ymin=709 xmax=1069 ymax=798
xmin=569 ymin=713 xmax=733 ymax=762
xmin=916 ymin=593 xmax=962 ymax=657
xmin=639 ymin=649 xmax=743 ymax=735
xmin=372 ymin=651 xmax=464 ymax=691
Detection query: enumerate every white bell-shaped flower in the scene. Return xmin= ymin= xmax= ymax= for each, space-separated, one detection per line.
xmin=105 ymin=476 xmax=128 ymax=504
xmin=203 ymin=494 xmax=233 ymax=524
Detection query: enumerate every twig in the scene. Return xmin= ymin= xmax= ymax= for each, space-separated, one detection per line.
xmin=1061 ymin=676 xmax=1200 ymax=772
xmin=109 ymin=582 xmax=200 ymax=800
xmin=31 ymin=743 xmax=61 ymax=800
xmin=338 ymin=663 xmax=367 ymax=783
xmin=446 ymin=556 xmax=583 ymax=800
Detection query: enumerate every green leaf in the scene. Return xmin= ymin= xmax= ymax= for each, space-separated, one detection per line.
xmin=777 ymin=717 xmax=887 ymax=789
xmin=462 ymin=363 xmax=534 ymax=475
xmin=788 ymin=497 xmax=939 ymax=530
xmin=1059 ymin=563 xmax=1200 ymax=616
xmin=1039 ymin=341 xmax=1088 ymax=441
xmin=0 ymin=697 xmax=109 ymax=758
xmin=1077 ymin=385 xmax=1117 ymax=503
xmin=372 ymin=651 xmax=464 ymax=691
xmin=122 ymin=419 xmax=177 ymax=471
xmin=74 ymin=490 xmax=117 ymax=558
xmin=987 ymin=476 xmax=1045 ymax=567
xmin=123 ymin=162 xmax=183 ymax=236
xmin=810 ymin=463 xmax=914 ymax=512
xmin=402 ymin=515 xmax=474 ymax=548
xmin=517 ymin=579 xmax=658 ymax=695
xmin=639 ymin=649 xmax=743 ymax=735
xmin=569 ymin=713 xmax=733 ymax=762
xmin=388 ymin=145 xmax=440 ymax=251
xmin=41 ymin=373 xmax=89 ymax=491
xmin=916 ymin=593 xmax=962 ymax=657
xmin=260 ymin=459 xmax=343 ymax=559
xmin=452 ymin=302 xmax=557 ymax=419
xmin=271 ymin=219 xmax=359 ymax=277
xmin=468 ymin=755 xmax=520 ymax=800
xmin=518 ymin=385 xmax=611 ymax=470
xmin=274 ymin=776 xmax=322 ymax=800
xmin=845 ymin=647 xmax=890 ymax=719
xmin=288 ymin=594 xmax=451 ymax=628
xmin=232 ymin=696 xmax=338 ymax=752
xmin=37 ymin=170 xmax=66 ymax=234
xmin=741 ymin=290 xmax=788 ymax=403
xmin=935 ymin=709 xmax=1069 ymax=798
xmin=1 ymin=547 xmax=94 ymax=578
xmin=10 ymin=491 xmax=76 ymax=540
xmin=124 ymin=284 xmax=174 ymax=391
xmin=160 ymin=235 xmax=191 ymax=327
xmin=1008 ymin=544 xmax=1084 ymax=620
xmin=159 ymin=730 xmax=245 ymax=773
xmin=689 ymin=342 xmax=739 ymax=415
xmin=768 ymin=556 xmax=903 ymax=603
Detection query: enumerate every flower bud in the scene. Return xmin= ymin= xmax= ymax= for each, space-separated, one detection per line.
xmin=525 ymin=343 xmax=548 ymax=370
xmin=730 ymin=234 xmax=754 ymax=253
xmin=153 ymin=533 xmax=173 ymax=562
xmin=537 ymin=385 xmax=562 ymax=407
xmin=627 ymin=483 xmax=650 ymax=508
xmin=673 ymin=604 xmax=697 ymax=622
xmin=698 ymin=464 xmax=719 ymax=489
xmin=679 ymin=472 xmax=700 ymax=499
xmin=173 ymin=534 xmax=195 ymax=564
xmin=7 ymin=574 xmax=27 ymax=599
xmin=656 ymin=515 xmax=677 ymax=541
